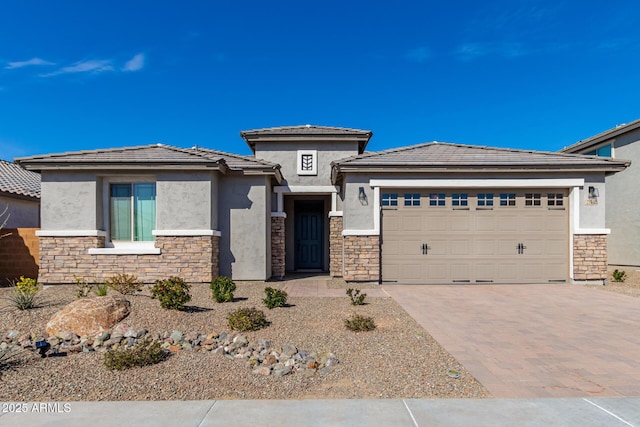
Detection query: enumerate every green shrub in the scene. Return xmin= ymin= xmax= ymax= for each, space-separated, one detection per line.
xmin=612 ymin=269 xmax=627 ymax=283
xmin=210 ymin=276 xmax=236 ymax=303
xmin=346 ymin=288 xmax=367 ymax=306
xmin=74 ymin=276 xmax=94 ymax=298
xmin=151 ymin=277 xmax=191 ymax=310
xmin=107 ymin=273 xmax=142 ymax=295
xmin=8 ymin=290 xmax=38 ymax=310
xmin=227 ymin=307 xmax=269 ymax=331
xmin=344 ymin=314 xmax=376 ymax=332
xmin=104 ymin=342 xmax=166 ymax=370
xmin=15 ymin=276 xmax=38 ymax=295
xmin=263 ymin=287 xmax=288 ymax=309
xmin=94 ymin=282 xmax=109 ymax=297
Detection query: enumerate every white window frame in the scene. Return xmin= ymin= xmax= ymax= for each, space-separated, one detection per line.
xmin=297 ymin=150 xmax=318 ymax=176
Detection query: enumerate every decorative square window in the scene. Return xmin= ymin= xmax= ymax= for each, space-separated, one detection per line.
xmin=500 ymin=193 xmax=516 ymax=206
xmin=404 ymin=193 xmax=421 ymax=206
xmin=429 ymin=193 xmax=445 ymax=206
xmin=296 ymin=150 xmax=317 ymax=175
xmin=477 ymin=193 xmax=494 ymax=207
xmin=547 ymin=193 xmax=564 ymax=206
xmin=452 ymin=193 xmax=468 ymax=207
xmin=381 ymin=193 xmax=398 ymax=206
xmin=110 ymin=183 xmax=156 ymax=242
xmin=525 ymin=193 xmax=541 ymax=206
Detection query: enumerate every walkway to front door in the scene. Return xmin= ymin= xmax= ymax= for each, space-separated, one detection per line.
xmin=383 ymin=284 xmax=640 ymax=398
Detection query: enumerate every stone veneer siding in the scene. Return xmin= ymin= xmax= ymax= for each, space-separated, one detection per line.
xmin=573 ymin=234 xmax=608 ymax=282
xmin=343 ymin=235 xmax=379 ymax=282
xmin=329 ymin=216 xmax=343 ymax=277
xmin=271 ymin=216 xmax=285 ymax=280
xmin=38 ymin=235 xmax=219 ymax=284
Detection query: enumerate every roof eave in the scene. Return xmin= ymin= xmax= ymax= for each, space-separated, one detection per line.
xmin=561 ymin=120 xmax=640 ymax=153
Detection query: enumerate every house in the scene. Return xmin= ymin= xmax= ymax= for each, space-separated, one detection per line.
xmin=561 ymin=119 xmax=639 ymax=266
xmin=16 ymin=125 xmax=628 ymax=285
xmin=0 ymin=159 xmax=40 ymax=228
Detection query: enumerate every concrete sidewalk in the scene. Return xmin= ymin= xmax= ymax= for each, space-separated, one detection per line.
xmin=1 ymin=398 xmax=639 ymax=426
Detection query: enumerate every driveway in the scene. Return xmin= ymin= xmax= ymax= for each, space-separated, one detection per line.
xmin=383 ymin=284 xmax=640 ymax=398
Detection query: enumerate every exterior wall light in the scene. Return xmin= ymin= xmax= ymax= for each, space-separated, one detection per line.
xmin=358 ymin=186 xmax=368 ymax=205
xmin=588 ymin=186 xmax=599 ymax=199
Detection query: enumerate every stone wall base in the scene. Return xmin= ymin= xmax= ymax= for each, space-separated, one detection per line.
xmin=271 ymin=216 xmax=285 ymax=280
xmin=343 ymin=235 xmax=379 ymax=282
xmin=38 ymin=235 xmax=219 ymax=284
xmin=329 ymin=216 xmax=343 ymax=277
xmin=573 ymin=234 xmax=607 ymax=282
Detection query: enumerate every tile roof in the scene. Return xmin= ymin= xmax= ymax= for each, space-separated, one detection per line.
xmin=240 ymin=125 xmax=372 ymax=137
xmin=334 ymin=142 xmax=630 ymax=170
xmin=561 ymin=119 xmax=640 ymax=153
xmin=0 ymin=160 xmax=40 ymax=199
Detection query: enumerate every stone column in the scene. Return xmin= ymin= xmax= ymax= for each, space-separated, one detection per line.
xmin=573 ymin=234 xmax=608 ymax=282
xmin=343 ymin=235 xmax=380 ymax=282
xmin=271 ymin=216 xmax=286 ymax=280
xmin=329 ymin=216 xmax=343 ymax=277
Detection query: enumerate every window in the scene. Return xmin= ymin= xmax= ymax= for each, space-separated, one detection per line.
xmin=110 ymin=183 xmax=156 ymax=242
xmin=477 ymin=193 xmax=494 ymax=207
xmin=381 ymin=193 xmax=398 ymax=206
xmin=429 ymin=193 xmax=445 ymax=206
xmin=585 ymin=144 xmax=612 ymax=157
xmin=452 ymin=193 xmax=468 ymax=207
xmin=547 ymin=193 xmax=564 ymax=206
xmin=500 ymin=193 xmax=516 ymax=206
xmin=404 ymin=193 xmax=420 ymax=206
xmin=525 ymin=193 xmax=541 ymax=206
xmin=296 ymin=150 xmax=317 ymax=175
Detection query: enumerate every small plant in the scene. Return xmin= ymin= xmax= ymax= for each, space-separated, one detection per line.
xmin=8 ymin=277 xmax=40 ymax=310
xmin=344 ymin=313 xmax=376 ymax=332
xmin=104 ymin=342 xmax=166 ymax=370
xmin=346 ymin=288 xmax=367 ymax=306
xmin=0 ymin=347 xmax=19 ymax=374
xmin=74 ymin=276 xmax=94 ymax=298
xmin=612 ymin=269 xmax=627 ymax=283
xmin=210 ymin=276 xmax=236 ymax=303
xmin=94 ymin=282 xmax=109 ymax=297
xmin=15 ymin=276 xmax=39 ymax=295
xmin=106 ymin=273 xmax=142 ymax=295
xmin=151 ymin=277 xmax=191 ymax=310
xmin=263 ymin=287 xmax=288 ymax=309
xmin=227 ymin=307 xmax=269 ymax=331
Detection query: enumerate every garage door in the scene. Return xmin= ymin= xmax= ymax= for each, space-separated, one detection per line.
xmin=381 ymin=189 xmax=569 ymax=284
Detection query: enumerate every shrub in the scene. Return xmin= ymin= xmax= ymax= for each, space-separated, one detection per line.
xmin=151 ymin=277 xmax=191 ymax=310
xmin=227 ymin=307 xmax=269 ymax=331
xmin=74 ymin=276 xmax=94 ymax=298
xmin=263 ymin=287 xmax=288 ymax=309
xmin=15 ymin=276 xmax=38 ymax=296
xmin=210 ymin=276 xmax=236 ymax=303
xmin=344 ymin=314 xmax=376 ymax=332
xmin=346 ymin=288 xmax=367 ymax=306
xmin=8 ymin=290 xmax=38 ymax=310
xmin=107 ymin=273 xmax=142 ymax=295
xmin=94 ymin=282 xmax=109 ymax=297
xmin=104 ymin=342 xmax=166 ymax=370
xmin=612 ymin=269 xmax=627 ymax=283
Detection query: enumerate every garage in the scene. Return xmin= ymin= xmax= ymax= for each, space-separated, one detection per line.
xmin=381 ymin=189 xmax=569 ymax=284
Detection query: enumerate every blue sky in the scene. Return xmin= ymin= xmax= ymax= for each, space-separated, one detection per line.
xmin=2 ymin=1 xmax=639 ymax=160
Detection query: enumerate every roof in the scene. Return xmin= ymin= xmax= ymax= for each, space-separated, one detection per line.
xmin=0 ymin=159 xmax=40 ymax=199
xmin=332 ymin=142 xmax=630 ymax=179
xmin=15 ymin=144 xmax=282 ymax=180
xmin=561 ymin=119 xmax=640 ymax=153
xmin=240 ymin=125 xmax=373 ymax=154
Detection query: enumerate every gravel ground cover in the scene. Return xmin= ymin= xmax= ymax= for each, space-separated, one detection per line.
xmin=0 ymin=282 xmax=490 ymax=401
xmin=594 ymin=267 xmax=640 ymax=298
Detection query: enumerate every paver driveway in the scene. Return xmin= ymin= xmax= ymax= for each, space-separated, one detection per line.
xmin=383 ymin=284 xmax=640 ymax=398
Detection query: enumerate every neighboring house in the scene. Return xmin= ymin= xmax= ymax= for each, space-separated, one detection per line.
xmin=561 ymin=119 xmax=640 ymax=266
xmin=16 ymin=125 xmax=628 ymax=285
xmin=0 ymin=159 xmax=40 ymax=227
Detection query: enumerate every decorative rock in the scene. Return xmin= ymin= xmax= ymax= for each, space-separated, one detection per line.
xmin=136 ymin=329 xmax=148 ymax=339
xmin=281 ymin=344 xmax=297 ymax=358
xmin=6 ymin=330 xmax=19 ymax=340
xmin=253 ymin=366 xmax=271 ymax=376
xmin=170 ymin=330 xmax=183 ymax=343
xmin=263 ymin=354 xmax=277 ymax=366
xmin=45 ymin=295 xmax=131 ymax=337
xmin=124 ymin=327 xmax=137 ymax=338
xmin=169 ymin=345 xmax=182 ymax=352
xmin=112 ymin=324 xmax=130 ymax=336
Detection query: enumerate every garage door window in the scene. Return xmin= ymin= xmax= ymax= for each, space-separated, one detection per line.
xmin=382 ymin=193 xmax=398 ymax=206
xmin=404 ymin=193 xmax=421 ymax=206
xmin=429 ymin=193 xmax=445 ymax=206
xmin=525 ymin=193 xmax=542 ymax=207
xmin=547 ymin=193 xmax=564 ymax=206
xmin=500 ymin=193 xmax=516 ymax=206
xmin=452 ymin=193 xmax=468 ymax=207
xmin=477 ymin=193 xmax=494 ymax=207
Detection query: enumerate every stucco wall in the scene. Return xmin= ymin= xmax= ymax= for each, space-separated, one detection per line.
xmin=342 ymin=175 xmax=375 ymax=230
xmin=578 ymin=174 xmax=606 ymax=229
xmin=0 ymin=196 xmax=40 ymax=228
xmin=41 ymin=172 xmax=100 ymax=230
xmin=254 ymin=141 xmax=357 ymax=187
xmin=218 ymin=174 xmax=270 ymax=280
xmin=156 ymin=171 xmax=217 ymax=230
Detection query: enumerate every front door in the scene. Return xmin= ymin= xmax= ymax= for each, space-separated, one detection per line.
xmin=294 ymin=201 xmax=324 ymax=270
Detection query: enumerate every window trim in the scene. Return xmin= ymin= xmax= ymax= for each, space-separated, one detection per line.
xmin=381 ymin=193 xmax=398 ymax=207
xmin=477 ymin=193 xmax=494 ymax=207
xmin=525 ymin=193 xmax=542 ymax=207
xmin=404 ymin=193 xmax=421 ymax=207
xmin=429 ymin=193 xmax=446 ymax=207
xmin=297 ymin=150 xmax=318 ymax=176
xmin=499 ymin=193 xmax=516 ymax=207
xmin=452 ymin=193 xmax=468 ymax=207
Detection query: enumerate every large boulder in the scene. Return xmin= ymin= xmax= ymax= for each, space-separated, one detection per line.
xmin=46 ymin=295 xmax=131 ymax=337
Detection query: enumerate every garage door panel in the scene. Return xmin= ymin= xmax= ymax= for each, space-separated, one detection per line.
xmin=450 ymin=239 xmax=471 ymax=255
xmin=450 ymin=263 xmax=471 ymax=281
xmin=475 ymin=214 xmax=497 ymax=232
xmin=401 ymin=240 xmax=422 ymax=255
xmin=451 ymin=214 xmax=471 ymax=231
xmin=475 ymin=239 xmax=496 ymax=256
xmin=427 ymin=239 xmax=448 ymax=256
xmin=424 ymin=214 xmax=447 ymax=232
xmin=426 ymin=263 xmax=449 ymax=281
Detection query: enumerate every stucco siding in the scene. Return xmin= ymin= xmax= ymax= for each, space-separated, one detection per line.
xmin=0 ymin=196 xmax=39 ymax=228
xmin=218 ymin=175 xmax=269 ymax=280
xmin=578 ymin=174 xmax=606 ymax=229
xmin=343 ymin=175 xmax=375 ymax=230
xmin=41 ymin=172 xmax=99 ymax=230
xmin=156 ymin=171 xmax=215 ymax=230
